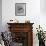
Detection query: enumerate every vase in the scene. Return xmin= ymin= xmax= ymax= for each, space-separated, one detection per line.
xmin=39 ymin=40 xmax=45 ymax=46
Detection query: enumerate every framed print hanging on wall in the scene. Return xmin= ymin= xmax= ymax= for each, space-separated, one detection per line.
xmin=15 ymin=3 xmax=26 ymax=16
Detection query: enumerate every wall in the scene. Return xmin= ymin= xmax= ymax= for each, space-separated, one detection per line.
xmin=2 ymin=0 xmax=46 ymax=46
xmin=2 ymin=0 xmax=40 ymax=30
xmin=40 ymin=0 xmax=46 ymax=31
xmin=40 ymin=0 xmax=46 ymax=13
xmin=0 ymin=0 xmax=2 ymax=32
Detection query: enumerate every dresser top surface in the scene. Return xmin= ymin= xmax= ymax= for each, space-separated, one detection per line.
xmin=7 ymin=23 xmax=34 ymax=25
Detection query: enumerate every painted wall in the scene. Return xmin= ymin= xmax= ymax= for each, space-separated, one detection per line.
xmin=40 ymin=0 xmax=46 ymax=31
xmin=2 ymin=0 xmax=40 ymax=31
xmin=0 ymin=0 xmax=2 ymax=32
xmin=2 ymin=0 xmax=46 ymax=46
xmin=40 ymin=0 xmax=46 ymax=13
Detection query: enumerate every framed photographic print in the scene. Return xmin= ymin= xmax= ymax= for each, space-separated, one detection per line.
xmin=15 ymin=3 xmax=26 ymax=16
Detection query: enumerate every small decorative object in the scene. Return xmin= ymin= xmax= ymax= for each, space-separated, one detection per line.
xmin=25 ymin=20 xmax=30 ymax=23
xmin=14 ymin=19 xmax=19 ymax=23
xmin=9 ymin=19 xmax=14 ymax=23
xmin=9 ymin=19 xmax=19 ymax=23
xmin=10 ymin=20 xmax=13 ymax=21
xmin=36 ymin=25 xmax=45 ymax=46
xmin=15 ymin=3 xmax=26 ymax=16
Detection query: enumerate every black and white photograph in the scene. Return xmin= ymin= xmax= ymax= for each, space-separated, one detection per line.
xmin=15 ymin=3 xmax=26 ymax=16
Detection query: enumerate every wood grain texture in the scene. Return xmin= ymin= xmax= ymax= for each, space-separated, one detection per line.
xmin=7 ymin=23 xmax=34 ymax=46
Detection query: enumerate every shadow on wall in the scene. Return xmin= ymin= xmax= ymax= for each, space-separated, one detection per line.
xmin=40 ymin=0 xmax=46 ymax=14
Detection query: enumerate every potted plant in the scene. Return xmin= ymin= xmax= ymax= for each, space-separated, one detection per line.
xmin=36 ymin=25 xmax=45 ymax=46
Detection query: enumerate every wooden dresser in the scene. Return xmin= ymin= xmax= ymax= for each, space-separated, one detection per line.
xmin=7 ymin=23 xmax=34 ymax=46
